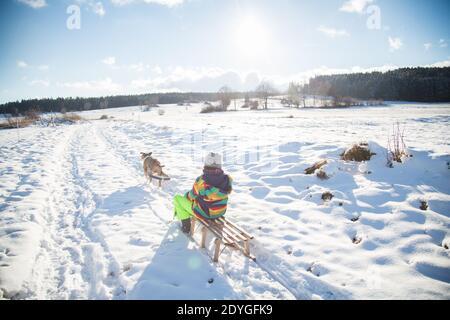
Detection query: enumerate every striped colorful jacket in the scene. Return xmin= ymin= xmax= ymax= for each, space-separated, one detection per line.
xmin=186 ymin=168 xmax=233 ymax=220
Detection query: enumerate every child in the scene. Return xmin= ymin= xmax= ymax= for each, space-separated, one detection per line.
xmin=173 ymin=152 xmax=233 ymax=234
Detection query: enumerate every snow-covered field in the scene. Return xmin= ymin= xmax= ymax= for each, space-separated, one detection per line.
xmin=0 ymin=102 xmax=449 ymax=300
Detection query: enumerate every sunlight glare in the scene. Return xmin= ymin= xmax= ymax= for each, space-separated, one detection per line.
xmin=234 ymin=15 xmax=270 ymax=58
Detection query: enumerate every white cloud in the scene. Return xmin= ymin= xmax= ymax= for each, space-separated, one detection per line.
xmin=17 ymin=61 xmax=51 ymax=71
xmin=110 ymin=0 xmax=184 ymax=7
xmin=92 ymin=2 xmax=106 ymax=16
xmin=17 ymin=60 xmax=28 ymax=68
xmin=126 ymin=64 xmax=413 ymax=95
xmin=127 ymin=65 xmax=402 ymax=94
xmin=424 ymin=43 xmax=432 ymax=51
xmin=340 ymin=0 xmax=373 ymax=14
xmin=129 ymin=67 xmax=261 ymax=93
xmin=29 ymin=79 xmax=50 ymax=87
xmin=37 ymin=65 xmax=49 ymax=71
xmin=128 ymin=62 xmax=148 ymax=72
xmin=57 ymin=78 xmax=122 ymax=94
xmin=317 ymin=26 xmax=349 ymax=38
xmin=425 ymin=60 xmax=450 ymax=68
xmin=76 ymin=0 xmax=106 ymax=16
xmin=17 ymin=0 xmax=47 ymax=9
xmin=439 ymin=39 xmax=448 ymax=48
xmin=102 ymin=56 xmax=116 ymax=65
xmin=152 ymin=66 xmax=163 ymax=75
xmin=388 ymin=37 xmax=403 ymax=51
xmin=108 ymin=62 xmax=164 ymax=73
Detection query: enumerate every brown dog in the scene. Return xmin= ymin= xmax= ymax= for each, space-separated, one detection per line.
xmin=141 ymin=152 xmax=169 ymax=184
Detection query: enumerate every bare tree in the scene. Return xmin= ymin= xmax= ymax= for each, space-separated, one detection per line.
xmin=244 ymin=93 xmax=250 ymax=106
xmin=218 ymin=86 xmax=232 ymax=109
xmin=288 ymin=82 xmax=301 ymax=108
xmin=255 ymin=81 xmax=276 ymax=110
xmin=100 ymin=99 xmax=108 ymax=109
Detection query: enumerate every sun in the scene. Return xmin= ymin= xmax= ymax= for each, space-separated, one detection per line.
xmin=234 ymin=15 xmax=270 ymax=58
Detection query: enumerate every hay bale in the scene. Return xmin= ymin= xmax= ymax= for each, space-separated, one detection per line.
xmin=341 ymin=144 xmax=375 ymax=162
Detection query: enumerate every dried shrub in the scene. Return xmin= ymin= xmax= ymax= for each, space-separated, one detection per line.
xmin=387 ymin=122 xmax=408 ymax=166
xmin=249 ymin=100 xmax=259 ymax=110
xmin=24 ymin=108 xmax=41 ymax=121
xmin=61 ymin=113 xmax=83 ymax=123
xmin=341 ymin=144 xmax=375 ymax=162
xmin=419 ymin=200 xmax=428 ymax=211
xmin=321 ymin=191 xmax=334 ymax=201
xmin=316 ymin=170 xmax=329 ymax=180
xmin=0 ymin=116 xmax=34 ymax=129
xmin=0 ymin=108 xmax=42 ymax=129
xmin=305 ymin=160 xmax=327 ymax=175
xmin=200 ymin=105 xmax=227 ymax=114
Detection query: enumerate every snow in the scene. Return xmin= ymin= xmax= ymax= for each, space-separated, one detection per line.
xmin=0 ymin=102 xmax=449 ymax=300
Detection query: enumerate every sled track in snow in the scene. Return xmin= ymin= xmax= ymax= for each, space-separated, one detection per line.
xmin=66 ymin=126 xmax=128 ymax=299
xmin=24 ymin=125 xmax=128 ymax=299
xmin=98 ymin=122 xmax=351 ymax=300
xmin=95 ymin=126 xmax=170 ymax=226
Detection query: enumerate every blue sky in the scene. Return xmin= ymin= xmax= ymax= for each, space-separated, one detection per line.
xmin=0 ymin=0 xmax=449 ymax=103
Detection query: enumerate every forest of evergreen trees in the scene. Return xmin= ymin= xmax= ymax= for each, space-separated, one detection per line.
xmin=0 ymin=67 xmax=449 ymax=116
xmin=303 ymin=67 xmax=450 ymax=102
xmin=0 ymin=92 xmax=220 ymax=116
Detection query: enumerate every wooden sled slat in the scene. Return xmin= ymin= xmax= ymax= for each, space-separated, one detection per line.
xmin=191 ymin=215 xmax=255 ymax=262
xmin=218 ymin=217 xmax=254 ymax=240
xmin=208 ymin=221 xmax=243 ymax=245
xmin=213 ymin=219 xmax=248 ymax=242
xmin=194 ymin=218 xmax=235 ymax=245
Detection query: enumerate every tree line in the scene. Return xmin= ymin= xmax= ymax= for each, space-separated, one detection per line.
xmin=0 ymin=92 xmax=220 ymax=116
xmin=301 ymin=67 xmax=450 ymax=102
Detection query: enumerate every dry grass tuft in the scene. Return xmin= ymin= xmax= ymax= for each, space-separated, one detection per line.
xmin=61 ymin=113 xmax=83 ymax=123
xmin=0 ymin=117 xmax=34 ymax=129
xmin=341 ymin=143 xmax=375 ymax=162
xmin=387 ymin=122 xmax=408 ymax=166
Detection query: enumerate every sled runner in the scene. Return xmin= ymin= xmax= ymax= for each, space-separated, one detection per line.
xmin=149 ymin=174 xmax=170 ymax=187
xmin=190 ymin=215 xmax=255 ymax=262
